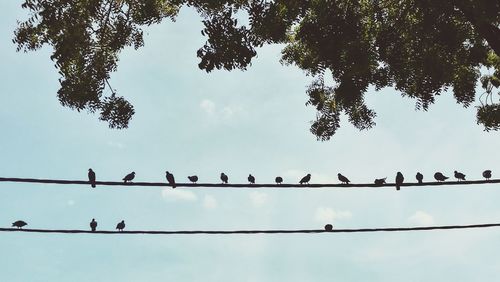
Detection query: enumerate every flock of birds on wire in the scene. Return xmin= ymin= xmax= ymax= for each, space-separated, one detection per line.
xmin=7 ymin=170 xmax=493 ymax=232
xmin=86 ymin=169 xmax=494 ymax=191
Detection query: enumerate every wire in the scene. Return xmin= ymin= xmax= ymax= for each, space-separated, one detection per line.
xmin=0 ymin=176 xmax=498 ymax=188
xmin=2 ymin=223 xmax=500 ymax=235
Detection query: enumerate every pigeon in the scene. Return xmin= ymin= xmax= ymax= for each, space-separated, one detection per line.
xmin=374 ymin=177 xmax=386 ymax=185
xmin=123 ymin=172 xmax=135 ymax=183
xmin=338 ymin=173 xmax=350 ymax=184
xmin=88 ymin=168 xmax=96 ymax=188
xmin=12 ymin=220 xmax=27 ymax=229
xmin=454 ymin=171 xmax=466 ymax=181
xmin=165 ymin=171 xmax=176 ymax=188
xmin=188 ymin=175 xmax=198 ymax=183
xmin=324 ymin=224 xmax=333 ymax=231
xmin=299 ymin=174 xmax=311 ymax=185
xmin=275 ymin=176 xmax=283 ymax=185
xmin=434 ymin=172 xmax=448 ymax=182
xmin=395 ymin=172 xmax=404 ymax=191
xmin=220 ymin=173 xmax=228 ymax=184
xmin=483 ymin=170 xmax=492 ymax=180
xmin=248 ymin=174 xmax=255 ymax=184
xmin=116 ymin=220 xmax=125 ymax=231
xmin=416 ymin=172 xmax=423 ymax=184
xmin=90 ymin=218 xmax=97 ymax=232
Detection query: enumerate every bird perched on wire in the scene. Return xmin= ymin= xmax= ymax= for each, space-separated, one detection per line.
xmin=324 ymin=224 xmax=333 ymax=231
xmin=12 ymin=220 xmax=27 ymax=229
xmin=88 ymin=168 xmax=96 ymax=188
xmin=275 ymin=176 xmax=283 ymax=185
xmin=416 ymin=172 xmax=423 ymax=184
xmin=90 ymin=218 xmax=97 ymax=232
xmin=220 ymin=173 xmax=228 ymax=184
xmin=188 ymin=175 xmax=198 ymax=183
xmin=338 ymin=173 xmax=350 ymax=184
xmin=248 ymin=174 xmax=255 ymax=184
xmin=165 ymin=171 xmax=176 ymax=188
xmin=116 ymin=220 xmax=125 ymax=232
xmin=395 ymin=172 xmax=404 ymax=191
xmin=123 ymin=172 xmax=135 ymax=183
xmin=434 ymin=172 xmax=448 ymax=182
xmin=483 ymin=170 xmax=492 ymax=180
xmin=454 ymin=171 xmax=466 ymax=181
xmin=374 ymin=177 xmax=386 ymax=186
xmin=299 ymin=174 xmax=311 ymax=185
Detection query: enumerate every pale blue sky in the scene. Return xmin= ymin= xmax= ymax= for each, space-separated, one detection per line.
xmin=2 ymin=2 xmax=500 ymax=281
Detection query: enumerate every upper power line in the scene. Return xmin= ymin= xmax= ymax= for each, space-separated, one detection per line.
xmin=0 ymin=176 xmax=499 ymax=189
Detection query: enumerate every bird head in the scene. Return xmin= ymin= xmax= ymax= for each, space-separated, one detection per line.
xmin=89 ymin=168 xmax=93 ymax=172
xmin=307 ymin=174 xmax=311 ymax=176
xmin=132 ymin=172 xmax=135 ymax=175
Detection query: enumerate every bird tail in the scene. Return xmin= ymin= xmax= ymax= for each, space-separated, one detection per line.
xmin=396 ymin=185 xmax=400 ymax=191
xmin=91 ymin=183 xmax=96 ymax=188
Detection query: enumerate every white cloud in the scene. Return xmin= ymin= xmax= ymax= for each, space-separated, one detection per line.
xmin=200 ymin=99 xmax=216 ymax=115
xmin=203 ymin=195 xmax=217 ymax=209
xmin=314 ymin=207 xmax=352 ymax=223
xmin=106 ymin=141 xmax=125 ymax=149
xmin=67 ymin=200 xmax=75 ymax=206
xmin=408 ymin=211 xmax=435 ymax=225
xmin=161 ymin=188 xmax=197 ymax=202
xmin=221 ymin=105 xmax=243 ymax=119
xmin=249 ymin=191 xmax=269 ymax=207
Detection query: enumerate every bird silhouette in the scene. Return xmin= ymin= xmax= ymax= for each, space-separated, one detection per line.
xmin=123 ymin=172 xmax=135 ymax=183
xmin=338 ymin=173 xmax=350 ymax=184
xmin=90 ymin=218 xmax=97 ymax=232
xmin=324 ymin=224 xmax=333 ymax=231
xmin=395 ymin=172 xmax=404 ymax=191
xmin=220 ymin=173 xmax=228 ymax=184
xmin=483 ymin=170 xmax=492 ymax=180
xmin=374 ymin=177 xmax=386 ymax=185
xmin=88 ymin=168 xmax=96 ymax=188
xmin=275 ymin=176 xmax=283 ymax=185
xmin=12 ymin=220 xmax=27 ymax=229
xmin=188 ymin=175 xmax=198 ymax=183
xmin=165 ymin=171 xmax=176 ymax=188
xmin=454 ymin=171 xmax=466 ymax=181
xmin=116 ymin=220 xmax=125 ymax=231
xmin=416 ymin=172 xmax=423 ymax=184
xmin=434 ymin=172 xmax=448 ymax=182
xmin=248 ymin=174 xmax=255 ymax=184
xmin=299 ymin=174 xmax=311 ymax=185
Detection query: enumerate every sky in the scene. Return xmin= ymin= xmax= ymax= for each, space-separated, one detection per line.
xmin=2 ymin=2 xmax=500 ymax=282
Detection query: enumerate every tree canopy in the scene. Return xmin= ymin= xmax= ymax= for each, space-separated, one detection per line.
xmin=14 ymin=0 xmax=500 ymax=140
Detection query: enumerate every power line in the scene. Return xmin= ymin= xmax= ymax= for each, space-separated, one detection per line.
xmin=0 ymin=176 xmax=499 ymax=188
xmin=2 ymin=223 xmax=500 ymax=235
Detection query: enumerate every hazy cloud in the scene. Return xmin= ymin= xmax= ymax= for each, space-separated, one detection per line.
xmin=203 ymin=194 xmax=217 ymax=209
xmin=314 ymin=207 xmax=352 ymax=222
xmin=161 ymin=188 xmax=197 ymax=202
xmin=408 ymin=211 xmax=435 ymax=225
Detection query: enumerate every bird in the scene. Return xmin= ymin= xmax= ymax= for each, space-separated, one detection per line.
xmin=88 ymin=168 xmax=96 ymax=188
xmin=454 ymin=170 xmax=466 ymax=181
xmin=338 ymin=173 xmax=350 ymax=184
xmin=324 ymin=224 xmax=333 ymax=231
xmin=483 ymin=170 xmax=492 ymax=180
xmin=187 ymin=175 xmax=198 ymax=183
xmin=374 ymin=177 xmax=386 ymax=185
xmin=416 ymin=172 xmax=423 ymax=184
xmin=220 ymin=173 xmax=228 ymax=184
xmin=116 ymin=220 xmax=125 ymax=232
xmin=395 ymin=172 xmax=404 ymax=191
xmin=90 ymin=218 xmax=97 ymax=232
xmin=434 ymin=172 xmax=448 ymax=182
xmin=275 ymin=176 xmax=283 ymax=185
xmin=248 ymin=174 xmax=255 ymax=184
xmin=299 ymin=174 xmax=311 ymax=185
xmin=12 ymin=220 xmax=27 ymax=229
xmin=165 ymin=171 xmax=176 ymax=188
xmin=123 ymin=172 xmax=135 ymax=183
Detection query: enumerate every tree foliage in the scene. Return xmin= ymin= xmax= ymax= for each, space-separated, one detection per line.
xmin=14 ymin=0 xmax=500 ymax=139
